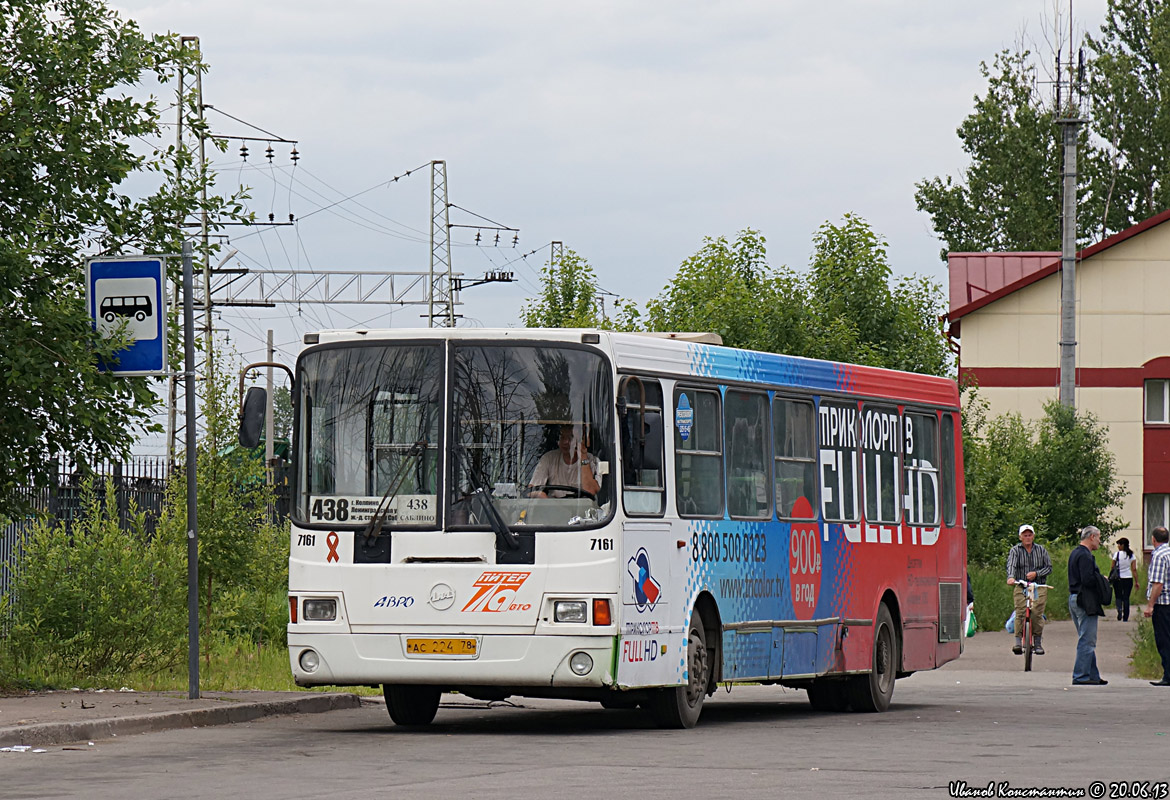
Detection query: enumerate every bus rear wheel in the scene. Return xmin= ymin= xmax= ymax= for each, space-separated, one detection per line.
xmin=649 ymin=607 xmax=710 ymax=728
xmin=382 ymin=684 xmax=441 ymax=726
xmin=846 ymin=603 xmax=899 ymax=713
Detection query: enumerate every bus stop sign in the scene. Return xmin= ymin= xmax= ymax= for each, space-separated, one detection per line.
xmin=86 ymin=257 xmax=167 ymax=375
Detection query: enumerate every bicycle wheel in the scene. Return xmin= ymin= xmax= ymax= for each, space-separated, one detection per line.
xmin=1023 ymin=611 xmax=1033 ymax=672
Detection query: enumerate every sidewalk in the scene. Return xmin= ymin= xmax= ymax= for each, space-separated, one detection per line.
xmin=944 ymin=613 xmax=1141 ymax=678
xmin=0 ymin=689 xmax=363 ymax=748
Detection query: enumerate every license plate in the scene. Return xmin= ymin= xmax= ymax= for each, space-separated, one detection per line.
xmin=405 ymin=637 xmax=478 ymax=656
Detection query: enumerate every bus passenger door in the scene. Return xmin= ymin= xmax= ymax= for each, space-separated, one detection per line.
xmin=618 ymin=520 xmax=679 ymax=688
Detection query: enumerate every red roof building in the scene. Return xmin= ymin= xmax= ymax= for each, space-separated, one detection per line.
xmin=946 ymin=208 xmax=1170 ymax=550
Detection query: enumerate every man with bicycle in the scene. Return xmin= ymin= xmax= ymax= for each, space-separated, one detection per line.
xmin=1006 ymin=523 xmax=1052 ymax=656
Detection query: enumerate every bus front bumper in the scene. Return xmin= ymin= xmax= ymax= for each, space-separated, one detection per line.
xmin=288 ymin=632 xmax=616 ymax=688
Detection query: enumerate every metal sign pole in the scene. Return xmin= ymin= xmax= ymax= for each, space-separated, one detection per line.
xmin=183 ymin=240 xmax=200 ymax=699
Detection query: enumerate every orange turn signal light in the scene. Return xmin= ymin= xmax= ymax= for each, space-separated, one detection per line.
xmin=592 ymin=598 xmax=611 ymax=626
xmin=289 ymin=596 xmax=298 ymax=624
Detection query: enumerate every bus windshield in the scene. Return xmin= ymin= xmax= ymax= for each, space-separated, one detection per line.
xmin=450 ymin=343 xmax=614 ymax=529
xmin=297 ymin=343 xmax=443 ymax=527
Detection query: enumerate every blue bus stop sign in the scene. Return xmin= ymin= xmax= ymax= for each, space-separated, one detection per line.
xmin=86 ymin=257 xmax=167 ymax=375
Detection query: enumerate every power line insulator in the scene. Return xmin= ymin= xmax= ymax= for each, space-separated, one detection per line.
xmin=290 ymin=146 xmax=300 ymax=164
xmin=289 ymin=213 xmax=295 ymax=223
xmin=265 ymin=143 xmax=274 ymax=163
xmin=474 ymin=231 xmax=481 ymax=245
xmin=512 ymin=233 xmax=519 ymax=247
xmin=268 ymin=212 xmax=275 ymax=222
xmin=239 ymin=143 xmax=249 ymax=161
xmin=494 ymin=232 xmax=500 ymax=246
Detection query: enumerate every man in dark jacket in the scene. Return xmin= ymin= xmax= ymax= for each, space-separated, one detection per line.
xmin=1068 ymin=525 xmax=1107 ymax=685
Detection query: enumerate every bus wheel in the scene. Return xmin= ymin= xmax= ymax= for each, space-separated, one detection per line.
xmin=650 ymin=607 xmax=710 ymax=729
xmin=806 ymin=680 xmax=849 ymax=712
xmin=846 ymin=603 xmax=899 ymax=713
xmin=382 ymin=684 xmax=441 ymax=726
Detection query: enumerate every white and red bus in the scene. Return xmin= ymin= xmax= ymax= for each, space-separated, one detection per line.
xmin=251 ymin=328 xmax=966 ymax=728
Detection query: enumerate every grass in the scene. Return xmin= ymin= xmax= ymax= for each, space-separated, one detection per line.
xmin=0 ymin=635 xmax=380 ymax=697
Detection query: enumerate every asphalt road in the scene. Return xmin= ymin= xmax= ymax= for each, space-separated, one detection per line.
xmin=3 ymin=620 xmax=1167 ymax=800
xmin=4 ymin=673 xmax=1168 ymax=800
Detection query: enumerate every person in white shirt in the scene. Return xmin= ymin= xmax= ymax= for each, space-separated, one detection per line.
xmin=529 ymin=425 xmax=600 ymax=499
xmin=1111 ymin=537 xmax=1141 ymax=622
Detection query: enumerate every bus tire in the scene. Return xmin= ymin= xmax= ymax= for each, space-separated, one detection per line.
xmin=383 ymin=684 xmax=441 ymax=726
xmin=846 ymin=603 xmax=898 ymax=713
xmin=649 ymin=607 xmax=710 ymax=729
xmin=806 ymin=680 xmax=849 ymax=712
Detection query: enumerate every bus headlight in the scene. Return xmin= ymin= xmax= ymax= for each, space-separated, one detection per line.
xmin=554 ymin=600 xmax=588 ymax=623
xmin=569 ymin=652 xmax=593 ymax=676
xmin=299 ymin=649 xmax=320 ymax=673
xmin=303 ymin=599 xmax=337 ymax=621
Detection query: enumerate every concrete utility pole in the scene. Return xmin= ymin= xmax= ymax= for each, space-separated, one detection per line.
xmin=265 ymin=329 xmax=275 ymax=486
xmin=1058 ymin=116 xmax=1084 ymax=409
xmin=1057 ymin=40 xmax=1087 ymax=409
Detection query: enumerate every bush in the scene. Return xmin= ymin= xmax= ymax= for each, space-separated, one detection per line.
xmin=5 ymin=480 xmax=186 ymax=679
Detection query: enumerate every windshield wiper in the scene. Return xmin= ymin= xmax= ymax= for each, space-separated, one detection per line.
xmin=458 ymin=450 xmax=519 ymax=551
xmin=470 ymin=486 xmax=520 ymax=551
xmin=363 ymin=439 xmax=426 ymax=548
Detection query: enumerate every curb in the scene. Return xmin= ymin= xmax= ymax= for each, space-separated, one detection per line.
xmin=0 ymin=692 xmax=363 ymax=748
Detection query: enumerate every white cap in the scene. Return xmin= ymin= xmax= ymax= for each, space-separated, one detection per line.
xmin=1019 ymin=524 xmax=1035 ymax=535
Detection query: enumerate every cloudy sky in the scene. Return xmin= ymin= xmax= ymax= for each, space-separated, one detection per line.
xmin=113 ymin=0 xmax=1106 ymax=369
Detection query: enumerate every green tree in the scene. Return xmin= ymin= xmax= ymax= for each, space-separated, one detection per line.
xmin=805 ymin=215 xmax=949 ymax=375
xmin=1083 ymin=0 xmax=1170 ymax=239
xmin=0 ymin=0 xmax=246 ymax=518
xmin=521 ymin=248 xmax=606 ymax=328
xmin=961 ymin=389 xmax=1127 ymax=566
xmin=641 ymin=229 xmax=810 ymax=354
xmin=914 ymin=50 xmax=1064 ymax=257
xmin=1024 ymin=400 xmax=1127 ymax=544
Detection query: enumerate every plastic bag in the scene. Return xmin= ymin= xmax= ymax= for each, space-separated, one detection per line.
xmin=1004 ymin=610 xmax=1016 ymax=632
xmin=964 ymin=603 xmax=977 ymax=637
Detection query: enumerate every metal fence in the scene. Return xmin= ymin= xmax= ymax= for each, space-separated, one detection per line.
xmin=1 ymin=457 xmax=291 ymax=629
xmin=1 ymin=458 xmax=169 ymax=626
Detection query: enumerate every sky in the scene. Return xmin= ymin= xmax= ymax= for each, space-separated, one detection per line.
xmin=110 ymin=0 xmax=1107 ymax=452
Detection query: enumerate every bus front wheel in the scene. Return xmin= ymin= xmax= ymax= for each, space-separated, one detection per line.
xmin=382 ymin=684 xmax=441 ymax=726
xmin=649 ymin=607 xmax=710 ymax=729
xmin=846 ymin=603 xmax=899 ymax=713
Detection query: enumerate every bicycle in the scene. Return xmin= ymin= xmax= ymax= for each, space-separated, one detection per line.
xmin=1012 ymin=580 xmax=1053 ymax=672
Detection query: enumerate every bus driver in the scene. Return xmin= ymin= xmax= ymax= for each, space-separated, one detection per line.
xmin=529 ymin=425 xmax=601 ymax=499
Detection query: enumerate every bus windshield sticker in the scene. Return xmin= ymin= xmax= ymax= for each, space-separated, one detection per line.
xmin=675 ymin=393 xmax=693 ymax=441
xmin=308 ymin=495 xmax=436 ymax=525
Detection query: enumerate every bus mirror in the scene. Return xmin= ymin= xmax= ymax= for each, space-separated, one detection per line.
xmin=641 ymin=411 xmax=663 ymax=472
xmin=239 ymin=386 xmax=266 ymax=449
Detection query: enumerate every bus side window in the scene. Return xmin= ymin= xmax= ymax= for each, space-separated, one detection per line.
xmin=774 ymin=397 xmax=817 ymax=519
xmin=940 ymin=412 xmax=957 ymax=527
xmin=819 ymin=399 xmax=859 ymax=522
xmin=861 ymin=404 xmax=901 ymax=524
xmin=902 ymin=411 xmax=939 ymax=526
xmin=619 ymin=377 xmax=665 ymax=516
xmin=675 ymin=387 xmax=723 ymax=518
xmin=726 ymin=389 xmax=770 ymax=519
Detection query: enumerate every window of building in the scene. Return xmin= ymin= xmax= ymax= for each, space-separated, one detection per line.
xmin=725 ymin=389 xmax=770 ymax=519
xmin=674 ymin=387 xmax=723 ymax=517
xmin=1145 ymin=494 xmax=1170 ymax=550
xmin=1146 ymin=380 xmax=1170 ymax=423
xmin=774 ymin=397 xmax=817 ymax=519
